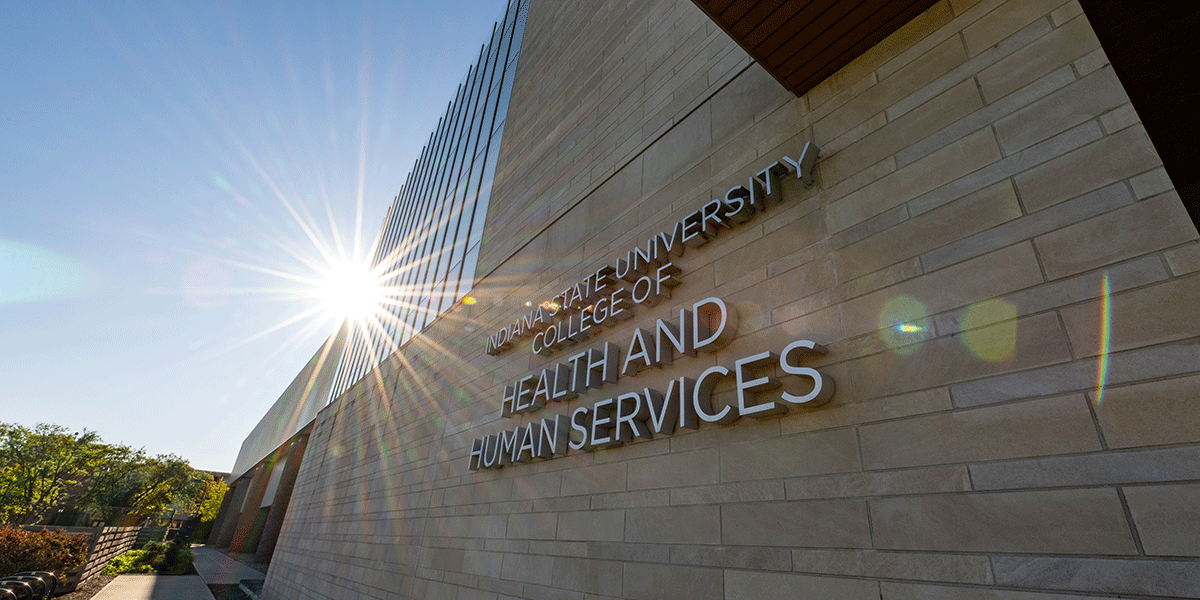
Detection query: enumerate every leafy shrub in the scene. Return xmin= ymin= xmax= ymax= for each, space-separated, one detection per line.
xmin=103 ymin=539 xmax=193 ymax=576
xmin=0 ymin=527 xmax=90 ymax=578
xmin=152 ymin=541 xmax=193 ymax=575
xmin=102 ymin=551 xmax=155 ymax=574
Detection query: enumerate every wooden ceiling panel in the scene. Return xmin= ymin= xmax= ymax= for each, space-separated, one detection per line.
xmin=740 ymin=1 xmax=810 ymax=49
xmin=764 ymin=0 xmax=866 ymax=67
xmin=707 ymin=0 xmax=737 ymax=15
xmin=776 ymin=0 xmax=909 ymax=79
xmin=755 ymin=0 xmax=841 ymax=58
xmin=692 ymin=0 xmax=940 ymax=96
xmin=721 ymin=0 xmax=760 ymax=23
xmin=789 ymin=1 xmax=935 ymax=93
xmin=732 ymin=0 xmax=789 ymax=38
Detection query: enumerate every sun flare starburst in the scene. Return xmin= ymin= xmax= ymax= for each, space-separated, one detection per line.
xmin=311 ymin=259 xmax=387 ymax=324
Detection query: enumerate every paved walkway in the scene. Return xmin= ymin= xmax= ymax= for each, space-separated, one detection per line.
xmin=91 ymin=546 xmax=266 ymax=600
xmin=91 ymin=575 xmax=216 ymax=600
xmin=191 ymin=546 xmax=267 ymax=585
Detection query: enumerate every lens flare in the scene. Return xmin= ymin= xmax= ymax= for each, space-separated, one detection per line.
xmin=878 ymin=295 xmax=930 ymax=355
xmin=311 ymin=259 xmax=386 ymax=323
xmin=1095 ymin=273 xmax=1112 ymax=404
xmin=959 ymin=298 xmax=1017 ymax=362
xmin=0 ymin=239 xmax=94 ymax=305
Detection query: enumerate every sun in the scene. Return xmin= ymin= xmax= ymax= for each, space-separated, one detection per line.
xmin=311 ymin=259 xmax=386 ymax=324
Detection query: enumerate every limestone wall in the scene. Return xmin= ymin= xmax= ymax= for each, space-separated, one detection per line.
xmin=263 ymin=0 xmax=1200 ymax=598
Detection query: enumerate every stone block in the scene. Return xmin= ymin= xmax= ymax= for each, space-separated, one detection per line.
xmin=668 ymin=544 xmax=791 ymax=570
xmin=887 ymin=17 xmax=1055 ymax=123
xmin=859 ymin=395 xmax=1101 ymax=469
xmin=829 ymin=205 xmax=910 ymax=253
xmin=1062 ymin=274 xmax=1200 ymax=357
xmin=721 ymin=499 xmax=872 ymax=548
xmin=849 ymin=312 xmax=1073 ymax=399
xmin=820 ymin=78 xmax=982 ymax=187
xmin=1034 ymin=192 xmax=1198 ymax=280
xmin=710 ymin=62 xmax=792 ymax=146
xmin=590 ymin=489 xmax=670 ymax=510
xmin=992 ymin=555 xmax=1200 ymax=597
xmin=522 ymin=582 xmax=584 ymax=600
xmin=1124 ymin=483 xmax=1200 ymax=557
xmin=842 ymin=242 xmax=1043 ymax=339
xmin=1099 ymin=102 xmax=1140 ymax=134
xmin=951 ymin=340 xmax=1200 ymax=408
xmin=561 ymin=463 xmax=627 ymax=497
xmin=815 ymin=35 xmax=967 ymax=143
xmin=622 ymin=562 xmax=723 ymax=600
xmin=792 ymin=548 xmax=993 ymax=584
xmin=724 ymin=570 xmax=881 ymax=600
xmin=821 ymin=111 xmax=888 ymax=167
xmin=806 ymin=67 xmax=877 ymax=118
xmin=585 ymin=541 xmax=669 ymax=563
xmin=977 ymin=12 xmax=1100 ymax=103
xmin=871 ymin=488 xmax=1137 ymax=554
xmin=826 ymin=128 xmax=1002 ymax=234
xmin=836 ymin=180 xmax=1021 ymax=281
xmin=469 ymin=515 xmax=510 ymax=540
xmin=668 ymin=413 xmax=781 ymax=454
xmin=780 ymin=388 xmax=952 ymax=437
xmin=1072 ymin=48 xmax=1108 ymax=80
xmin=786 ymin=465 xmax=971 ymax=500
xmin=1094 ymin=374 xmax=1200 ymax=449
xmin=462 ymin=549 xmax=504 ymax=579
xmin=669 ymin=480 xmax=785 ymax=505
xmin=528 ymin=540 xmax=587 ymax=560
xmin=510 ymin=472 xmax=562 ymax=500
xmin=993 ymin=66 xmax=1127 ymax=155
xmin=880 ymin=581 xmax=1120 ymax=600
xmin=908 ymin=120 xmax=1103 ymax=217
xmin=549 ymin=556 xmax=623 ymax=597
xmin=1165 ymin=243 xmax=1200 ymax=275
xmin=711 ymin=207 xmax=825 ymax=287
xmin=896 ymin=65 xmax=1075 ymax=168
xmin=642 ymin=103 xmax=711 ymax=195
xmin=1052 ymin=0 xmax=1083 ymax=26
xmin=726 ymin=253 xmax=835 ymax=315
xmin=422 ymin=547 xmax=466 ymax=572
xmin=935 ymin=254 xmax=1167 ymax=336
xmin=920 ymin=180 xmax=1134 ymax=273
xmin=1015 ymin=124 xmax=1160 ymax=213
xmin=718 ymin=428 xmax=860 ymax=482
xmin=1129 ymin=166 xmax=1173 ymax=199
xmin=458 ymin=588 xmax=499 ymax=600
xmin=507 ymin=512 xmax=558 ymax=541
xmin=556 ymin=510 xmax=625 ymax=542
xmin=624 ymin=505 xmax=720 ymax=545
xmin=962 ymin=0 xmax=1064 ymax=56
xmin=970 ymin=445 xmax=1200 ymax=490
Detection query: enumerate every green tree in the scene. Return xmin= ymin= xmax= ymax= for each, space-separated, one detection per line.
xmin=194 ymin=478 xmax=228 ymax=523
xmin=77 ymin=452 xmax=208 ymax=525
xmin=0 ymin=423 xmax=107 ymax=524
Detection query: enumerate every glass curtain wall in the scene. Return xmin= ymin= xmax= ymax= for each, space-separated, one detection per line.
xmin=328 ymin=0 xmax=528 ymax=402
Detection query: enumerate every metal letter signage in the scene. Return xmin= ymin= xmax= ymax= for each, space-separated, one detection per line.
xmin=471 ymin=146 xmax=828 ymax=471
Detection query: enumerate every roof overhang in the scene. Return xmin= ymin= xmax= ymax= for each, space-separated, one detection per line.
xmin=691 ymin=0 xmax=940 ymax=97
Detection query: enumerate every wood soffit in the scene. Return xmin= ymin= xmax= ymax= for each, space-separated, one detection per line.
xmin=691 ymin=0 xmax=940 ymax=97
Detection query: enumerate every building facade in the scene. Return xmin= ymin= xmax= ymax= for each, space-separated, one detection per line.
xmin=216 ymin=0 xmax=1200 ymax=598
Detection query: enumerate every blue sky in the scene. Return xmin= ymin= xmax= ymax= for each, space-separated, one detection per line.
xmin=0 ymin=0 xmax=509 ymax=471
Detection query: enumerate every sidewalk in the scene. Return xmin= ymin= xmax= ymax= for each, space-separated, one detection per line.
xmin=90 ymin=575 xmax=215 ymax=600
xmin=91 ymin=546 xmax=266 ymax=600
xmin=191 ymin=546 xmax=267 ymax=585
